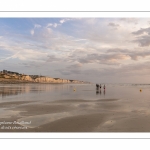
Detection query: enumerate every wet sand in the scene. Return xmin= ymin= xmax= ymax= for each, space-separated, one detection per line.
xmin=0 ymin=99 xmax=150 ymax=132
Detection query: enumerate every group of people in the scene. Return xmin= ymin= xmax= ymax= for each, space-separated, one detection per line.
xmin=96 ymin=84 xmax=105 ymax=90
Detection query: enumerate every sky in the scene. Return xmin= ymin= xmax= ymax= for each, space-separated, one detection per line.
xmin=0 ymin=18 xmax=150 ymax=83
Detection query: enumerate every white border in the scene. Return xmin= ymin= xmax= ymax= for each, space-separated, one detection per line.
xmin=0 ymin=0 xmax=150 ymax=11
xmin=1 ymin=11 xmax=150 ymax=139
xmin=0 ymin=12 xmax=150 ymax=18
xmin=0 ymin=133 xmax=150 ymax=138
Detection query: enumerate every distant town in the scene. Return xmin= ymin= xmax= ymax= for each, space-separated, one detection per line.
xmin=0 ymin=70 xmax=90 ymax=84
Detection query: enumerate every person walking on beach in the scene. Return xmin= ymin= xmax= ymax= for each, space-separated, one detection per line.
xmin=100 ymin=84 xmax=101 ymax=89
xmin=103 ymin=84 xmax=105 ymax=90
xmin=96 ymin=84 xmax=99 ymax=89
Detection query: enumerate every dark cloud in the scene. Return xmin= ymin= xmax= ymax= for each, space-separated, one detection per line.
xmin=46 ymin=55 xmax=60 ymax=62
xmin=67 ymin=63 xmax=82 ymax=69
xmin=132 ymin=27 xmax=150 ymax=35
xmin=133 ymin=35 xmax=150 ymax=47
xmin=132 ymin=27 xmax=150 ymax=47
xmin=77 ymin=53 xmax=128 ymax=65
xmin=108 ymin=23 xmax=120 ymax=29
xmin=78 ymin=58 xmax=94 ymax=64
xmin=107 ymin=48 xmax=130 ymax=53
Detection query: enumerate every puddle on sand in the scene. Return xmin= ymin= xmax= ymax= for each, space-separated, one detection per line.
xmin=17 ymin=109 xmax=95 ymax=128
xmin=0 ymin=108 xmax=20 ymax=118
xmin=17 ymin=112 xmax=73 ymax=128
xmin=102 ymin=120 xmax=116 ymax=127
xmin=94 ymin=120 xmax=116 ymax=131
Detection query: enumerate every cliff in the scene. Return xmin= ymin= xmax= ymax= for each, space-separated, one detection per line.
xmin=0 ymin=71 xmax=89 ymax=84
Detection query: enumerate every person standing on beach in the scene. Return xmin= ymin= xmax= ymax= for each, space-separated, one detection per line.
xmin=96 ymin=84 xmax=99 ymax=89
xmin=103 ymin=84 xmax=105 ymax=90
xmin=100 ymin=84 xmax=101 ymax=89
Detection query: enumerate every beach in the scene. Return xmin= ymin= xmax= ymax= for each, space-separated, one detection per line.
xmin=0 ymin=98 xmax=150 ymax=132
xmin=0 ymin=83 xmax=150 ymax=132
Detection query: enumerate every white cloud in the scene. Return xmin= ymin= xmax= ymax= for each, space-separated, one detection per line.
xmin=53 ymin=23 xmax=58 ymax=28
xmin=34 ymin=24 xmax=41 ymax=28
xmin=60 ymin=19 xmax=65 ymax=24
xmin=30 ymin=29 xmax=34 ymax=35
xmin=47 ymin=23 xmax=53 ymax=27
xmin=47 ymin=23 xmax=59 ymax=28
xmin=59 ymin=18 xmax=73 ymax=24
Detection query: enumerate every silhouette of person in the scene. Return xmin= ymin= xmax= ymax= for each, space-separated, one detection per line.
xmin=103 ymin=84 xmax=105 ymax=90
xmin=100 ymin=84 xmax=101 ymax=89
xmin=96 ymin=84 xmax=99 ymax=88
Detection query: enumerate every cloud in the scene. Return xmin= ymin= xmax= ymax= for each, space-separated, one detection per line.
xmin=57 ymin=68 xmax=81 ymax=76
xmin=0 ymin=51 xmax=20 ymax=62
xmin=67 ymin=63 xmax=82 ymax=69
xmin=47 ymin=23 xmax=59 ymax=28
xmin=34 ymin=24 xmax=41 ymax=28
xmin=132 ymin=27 xmax=150 ymax=35
xmin=30 ymin=29 xmax=34 ymax=35
xmin=80 ymin=60 xmax=150 ymax=81
xmin=120 ymin=18 xmax=138 ymax=24
xmin=73 ymin=19 xmax=127 ymax=45
xmin=132 ymin=27 xmax=150 ymax=47
xmin=107 ymin=48 xmax=129 ymax=53
xmin=57 ymin=70 xmax=71 ymax=75
xmin=53 ymin=23 xmax=58 ymax=28
xmin=46 ymin=55 xmax=60 ymax=62
xmin=107 ymin=48 xmax=150 ymax=60
xmin=78 ymin=58 xmax=93 ymax=64
xmin=60 ymin=19 xmax=65 ymax=24
xmin=77 ymin=53 xmax=129 ymax=65
xmin=115 ymin=61 xmax=150 ymax=77
xmin=73 ymin=39 xmax=87 ymax=42
xmin=133 ymin=35 xmax=150 ymax=47
xmin=108 ymin=22 xmax=120 ymax=29
xmin=59 ymin=18 xmax=72 ymax=24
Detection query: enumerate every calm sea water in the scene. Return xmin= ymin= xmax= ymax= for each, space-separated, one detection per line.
xmin=0 ymin=83 xmax=150 ymax=102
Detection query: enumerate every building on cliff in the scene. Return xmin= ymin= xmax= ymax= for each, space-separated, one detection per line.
xmin=2 ymin=70 xmax=22 ymax=75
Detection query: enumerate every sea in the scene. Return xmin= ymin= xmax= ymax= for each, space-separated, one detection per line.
xmin=0 ymin=83 xmax=150 ymax=102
